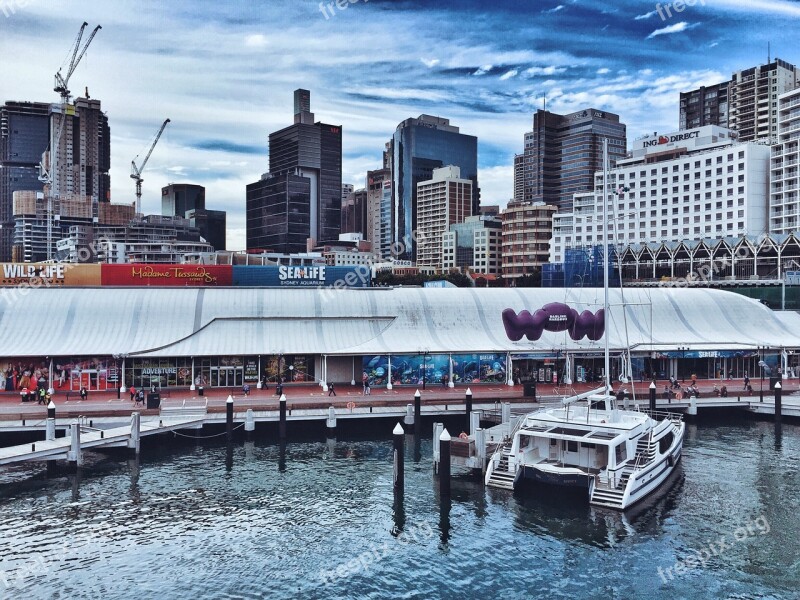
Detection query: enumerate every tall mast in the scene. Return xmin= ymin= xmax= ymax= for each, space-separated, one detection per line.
xmin=603 ymin=138 xmax=610 ymax=392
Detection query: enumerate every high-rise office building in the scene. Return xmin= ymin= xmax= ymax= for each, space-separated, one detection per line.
xmin=416 ymin=166 xmax=473 ymax=270
xmin=186 ymin=208 xmax=226 ymax=251
xmin=680 ymin=81 xmax=730 ymax=130
xmin=769 ymin=87 xmax=800 ymax=234
xmin=442 ymin=214 xmax=502 ymax=275
xmin=45 ymin=97 xmax=110 ymax=202
xmin=0 ymin=101 xmax=50 ymax=260
xmin=341 ymin=188 xmax=367 ymax=238
xmin=342 ymin=183 xmax=354 ymax=204
xmin=729 ymin=58 xmax=799 ymax=142
xmin=366 ymin=167 xmax=392 ymax=259
xmin=247 ymin=89 xmax=342 ymax=253
xmin=519 ymin=108 xmax=627 ymax=211
xmin=390 ymin=115 xmax=478 ymax=260
xmin=162 ymin=183 xmax=205 ymax=217
xmin=513 ymin=153 xmax=525 ymax=202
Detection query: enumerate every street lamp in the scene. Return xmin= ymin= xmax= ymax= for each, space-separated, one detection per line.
xmin=677 ymin=346 xmax=689 ymax=384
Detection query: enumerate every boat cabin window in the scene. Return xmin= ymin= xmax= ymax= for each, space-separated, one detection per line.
xmin=564 ymin=440 xmax=578 ymax=452
xmin=659 ymin=431 xmax=674 ymax=454
xmin=519 ymin=436 xmax=531 ymax=450
xmin=615 ymin=443 xmax=627 ymax=464
xmin=550 ymin=438 xmax=558 ymax=446
xmin=581 ymin=443 xmax=596 ymax=449
xmin=590 ymin=398 xmax=614 ymax=411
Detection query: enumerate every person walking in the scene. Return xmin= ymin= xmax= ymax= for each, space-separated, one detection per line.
xmin=129 ymin=386 xmax=137 ymax=403
xmin=243 ymin=383 xmax=250 ymax=397
xmin=79 ymin=386 xmax=88 ymax=401
xmin=328 ymin=383 xmax=336 ymax=397
xmin=744 ymin=372 xmax=750 ymax=391
xmin=37 ymin=387 xmax=46 ymax=405
xmin=276 ymin=381 xmax=283 ymax=397
xmin=362 ymin=372 xmax=368 ymax=394
xmin=365 ymin=381 xmax=371 ymax=395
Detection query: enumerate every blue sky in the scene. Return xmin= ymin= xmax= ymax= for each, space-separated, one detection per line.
xmin=1 ymin=0 xmax=798 ymax=249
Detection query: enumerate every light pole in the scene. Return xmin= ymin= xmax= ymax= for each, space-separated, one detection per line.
xmin=758 ymin=345 xmax=769 ymax=402
xmin=678 ymin=346 xmax=689 ymax=384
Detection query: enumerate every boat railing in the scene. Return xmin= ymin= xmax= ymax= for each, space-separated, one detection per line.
xmin=634 ymin=406 xmax=684 ymax=423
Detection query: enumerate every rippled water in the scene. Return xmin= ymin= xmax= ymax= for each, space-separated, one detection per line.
xmin=0 ymin=418 xmax=799 ymax=600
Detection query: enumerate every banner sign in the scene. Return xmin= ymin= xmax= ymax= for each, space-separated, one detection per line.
xmin=232 ymin=265 xmax=370 ymax=288
xmin=101 ymin=264 xmax=233 ymax=286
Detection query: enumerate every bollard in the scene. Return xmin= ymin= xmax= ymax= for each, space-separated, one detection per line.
xmin=465 ymin=388 xmax=473 ymax=433
xmin=775 ymin=381 xmax=782 ymax=423
xmin=414 ymin=389 xmax=421 ymax=437
xmin=128 ymin=412 xmax=141 ymax=457
xmin=469 ymin=410 xmax=480 ymax=437
xmin=47 ymin=401 xmax=56 ymax=420
xmin=245 ymin=408 xmax=255 ymax=435
xmin=279 ymin=393 xmax=287 ymax=439
xmin=67 ymin=421 xmax=83 ymax=470
xmin=432 ymin=422 xmax=443 ymax=470
xmin=475 ymin=427 xmax=486 ymax=474
xmin=326 ymin=406 xmax=337 ymax=438
xmin=501 ymin=402 xmax=511 ymax=424
xmin=393 ymin=422 xmax=404 ymax=496
xmin=226 ymin=396 xmax=234 ymax=441
xmin=45 ymin=418 xmax=56 ymax=441
xmin=439 ymin=428 xmax=451 ymax=498
xmin=404 ymin=404 xmax=414 ymax=433
xmin=649 ymin=381 xmax=656 ymax=413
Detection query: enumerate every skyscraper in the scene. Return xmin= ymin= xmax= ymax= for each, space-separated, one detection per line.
xmin=162 ymin=183 xmax=205 ymax=217
xmin=247 ymin=89 xmax=342 ymax=253
xmin=390 ymin=115 xmax=478 ymax=261
xmin=366 ymin=167 xmax=392 ymax=259
xmin=729 ymin=58 xmax=799 ymax=142
xmin=519 ymin=108 xmax=627 ymax=211
xmin=0 ymin=101 xmax=50 ymax=260
xmin=46 ymin=97 xmax=110 ymax=202
xmin=679 ymin=81 xmax=730 ymax=130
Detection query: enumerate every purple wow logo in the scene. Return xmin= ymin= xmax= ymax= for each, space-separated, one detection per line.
xmin=502 ymin=303 xmax=605 ymax=342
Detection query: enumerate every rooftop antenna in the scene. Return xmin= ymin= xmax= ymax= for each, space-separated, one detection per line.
xmin=768 ymin=42 xmax=771 ymax=64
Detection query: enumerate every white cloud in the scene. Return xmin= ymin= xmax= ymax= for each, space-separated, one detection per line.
xmin=473 ymin=64 xmax=493 ymax=76
xmin=647 ymin=21 xmax=695 ymax=38
xmin=524 ymin=65 xmax=567 ymax=77
xmin=635 ymin=10 xmax=656 ymax=19
xmin=543 ymin=5 xmax=565 ymax=13
xmin=420 ymin=57 xmax=440 ymax=68
xmin=597 ymin=68 xmax=610 ymax=74
xmin=245 ymin=34 xmax=268 ymax=48
xmin=499 ymin=69 xmax=519 ymax=81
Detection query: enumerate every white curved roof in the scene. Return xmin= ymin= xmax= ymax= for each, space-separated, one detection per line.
xmin=0 ymin=286 xmax=798 ymax=357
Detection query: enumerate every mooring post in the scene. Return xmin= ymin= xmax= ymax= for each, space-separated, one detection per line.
xmin=226 ymin=395 xmax=234 ymax=441
xmin=128 ymin=412 xmax=141 ymax=457
xmin=465 ymin=387 xmax=473 ymax=433
xmin=47 ymin=400 xmax=56 ymax=421
xmin=475 ymin=427 xmax=486 ymax=474
xmin=67 ymin=421 xmax=83 ymax=470
xmin=775 ymin=381 xmax=782 ymax=423
xmin=432 ymin=422 xmax=443 ymax=472
xmin=393 ymin=422 xmax=404 ymax=496
xmin=279 ymin=393 xmax=287 ymax=439
xmin=245 ymin=409 xmax=255 ymax=437
xmin=414 ymin=389 xmax=421 ymax=437
xmin=470 ymin=410 xmax=480 ymax=437
xmin=439 ymin=428 xmax=451 ymax=498
xmin=404 ymin=404 xmax=414 ymax=433
xmin=326 ymin=406 xmax=337 ymax=438
xmin=501 ymin=402 xmax=511 ymax=424
xmin=649 ymin=381 xmax=656 ymax=413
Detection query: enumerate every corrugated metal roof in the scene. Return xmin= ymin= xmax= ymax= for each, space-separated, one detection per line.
xmin=0 ymin=286 xmax=798 ymax=357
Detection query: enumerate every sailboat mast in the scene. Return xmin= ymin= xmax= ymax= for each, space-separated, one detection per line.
xmin=603 ymin=138 xmax=610 ymax=392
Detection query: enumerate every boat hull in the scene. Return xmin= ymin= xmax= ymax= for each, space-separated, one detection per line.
xmin=521 ymin=466 xmax=591 ymax=489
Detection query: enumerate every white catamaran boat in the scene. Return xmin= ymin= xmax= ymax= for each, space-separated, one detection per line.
xmin=486 ymin=138 xmax=685 ymax=510
xmin=484 ymin=388 xmax=685 ymax=510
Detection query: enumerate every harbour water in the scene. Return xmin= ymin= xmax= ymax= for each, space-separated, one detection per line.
xmin=0 ymin=418 xmax=798 ymax=600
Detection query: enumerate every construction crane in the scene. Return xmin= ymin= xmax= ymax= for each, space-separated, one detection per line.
xmin=131 ymin=118 xmax=171 ymax=215
xmin=38 ymin=22 xmax=101 ymax=261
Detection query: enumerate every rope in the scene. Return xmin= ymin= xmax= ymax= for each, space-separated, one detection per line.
xmin=171 ymin=423 xmax=245 ymax=439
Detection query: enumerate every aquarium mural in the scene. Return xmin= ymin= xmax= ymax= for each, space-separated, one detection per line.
xmin=361 ymin=353 xmax=507 ymax=386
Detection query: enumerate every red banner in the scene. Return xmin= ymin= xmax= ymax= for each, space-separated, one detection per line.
xmin=101 ymin=264 xmax=233 ymax=286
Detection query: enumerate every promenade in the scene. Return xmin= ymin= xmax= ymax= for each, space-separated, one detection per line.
xmin=0 ymin=377 xmax=794 ymax=421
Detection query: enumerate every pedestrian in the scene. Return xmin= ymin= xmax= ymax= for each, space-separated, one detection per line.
xmin=150 ymin=383 xmax=157 ymax=394
xmin=441 ymin=374 xmax=448 ymax=388
xmin=362 ymin=372 xmax=368 ymax=394
xmin=744 ymin=372 xmax=750 ymax=390
xmin=276 ymin=382 xmax=283 ymax=397
xmin=129 ymin=386 xmax=137 ymax=402
xmin=365 ymin=382 xmax=371 ymax=395
xmin=38 ymin=387 xmax=46 ymax=405
xmin=243 ymin=383 xmax=250 ymax=396
xmin=328 ymin=383 xmax=336 ymax=396
xmin=21 ymin=386 xmax=29 ymax=402
xmin=136 ymin=389 xmax=145 ymax=407
xmin=79 ymin=386 xmax=88 ymax=401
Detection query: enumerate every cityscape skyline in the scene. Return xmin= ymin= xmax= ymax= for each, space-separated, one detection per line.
xmin=0 ymin=0 xmax=798 ymax=250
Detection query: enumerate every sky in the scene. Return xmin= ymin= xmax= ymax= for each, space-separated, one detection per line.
xmin=1 ymin=0 xmax=798 ymax=250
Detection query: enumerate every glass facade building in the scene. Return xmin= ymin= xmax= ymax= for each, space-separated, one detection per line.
xmin=246 ymin=173 xmax=311 ymax=253
xmin=391 ymin=115 xmax=478 ymax=260
xmin=0 ymin=101 xmax=50 ymax=261
xmin=521 ymin=108 xmax=627 ymax=211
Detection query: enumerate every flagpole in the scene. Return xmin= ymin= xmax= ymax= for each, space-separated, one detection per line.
xmin=603 ymin=138 xmax=610 ymax=393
